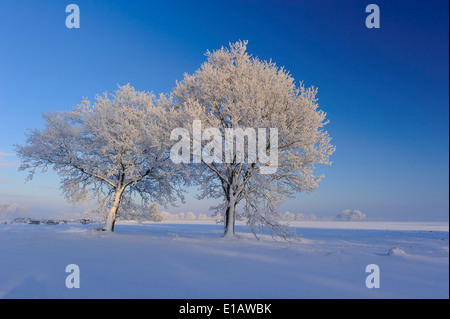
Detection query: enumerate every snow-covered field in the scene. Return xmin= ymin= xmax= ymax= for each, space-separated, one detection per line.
xmin=0 ymin=220 xmax=448 ymax=299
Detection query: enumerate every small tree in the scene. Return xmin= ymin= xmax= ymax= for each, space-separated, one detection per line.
xmin=149 ymin=203 xmax=162 ymax=222
xmin=15 ymin=84 xmax=185 ymax=231
xmin=172 ymin=41 xmax=335 ymax=239
xmin=185 ymin=211 xmax=196 ymax=220
xmin=336 ymin=209 xmax=366 ymax=221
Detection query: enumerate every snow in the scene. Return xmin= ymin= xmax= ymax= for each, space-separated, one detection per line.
xmin=0 ymin=220 xmax=448 ymax=299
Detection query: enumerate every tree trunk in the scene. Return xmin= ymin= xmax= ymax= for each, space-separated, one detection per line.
xmin=224 ymin=199 xmax=236 ymax=238
xmin=103 ymin=187 xmax=124 ymax=232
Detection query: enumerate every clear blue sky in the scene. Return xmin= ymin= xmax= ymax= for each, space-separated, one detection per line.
xmin=0 ymin=0 xmax=448 ymax=221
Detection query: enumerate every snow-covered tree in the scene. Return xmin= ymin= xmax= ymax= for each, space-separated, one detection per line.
xmin=171 ymin=41 xmax=335 ymax=239
xmin=282 ymin=211 xmax=295 ymax=221
xmin=185 ymin=211 xmax=196 ymax=220
xmin=15 ymin=84 xmax=185 ymax=231
xmin=149 ymin=203 xmax=162 ymax=222
xmin=336 ymin=209 xmax=366 ymax=221
xmin=159 ymin=211 xmax=173 ymax=221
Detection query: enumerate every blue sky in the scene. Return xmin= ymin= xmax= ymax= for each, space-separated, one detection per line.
xmin=0 ymin=0 xmax=448 ymax=221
